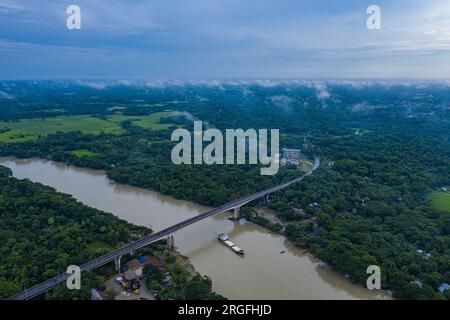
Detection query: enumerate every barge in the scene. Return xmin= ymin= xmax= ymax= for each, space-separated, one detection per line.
xmin=218 ymin=233 xmax=245 ymax=255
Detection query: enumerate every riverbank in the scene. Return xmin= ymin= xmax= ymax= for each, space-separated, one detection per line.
xmin=255 ymin=208 xmax=286 ymax=226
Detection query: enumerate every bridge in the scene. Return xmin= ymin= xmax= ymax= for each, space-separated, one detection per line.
xmin=10 ymin=155 xmax=320 ymax=300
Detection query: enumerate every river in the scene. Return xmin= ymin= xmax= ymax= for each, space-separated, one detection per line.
xmin=0 ymin=157 xmax=390 ymax=300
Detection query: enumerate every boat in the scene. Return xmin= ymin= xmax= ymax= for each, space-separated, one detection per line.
xmin=223 ymin=240 xmax=235 ymax=247
xmin=218 ymin=233 xmax=229 ymax=242
xmin=218 ymin=233 xmax=245 ymax=255
xmin=231 ymin=246 xmax=245 ymax=255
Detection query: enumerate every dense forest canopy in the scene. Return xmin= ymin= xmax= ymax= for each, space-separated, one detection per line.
xmin=0 ymin=80 xmax=449 ymax=299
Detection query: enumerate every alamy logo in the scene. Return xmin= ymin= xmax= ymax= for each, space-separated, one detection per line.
xmin=66 ymin=265 xmax=81 ymax=290
xmin=171 ymin=121 xmax=280 ymax=175
xmin=366 ymin=5 xmax=381 ymax=30
xmin=66 ymin=5 xmax=81 ymax=30
xmin=366 ymin=265 xmax=381 ymax=290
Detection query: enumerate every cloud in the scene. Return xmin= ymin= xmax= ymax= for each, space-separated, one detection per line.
xmin=181 ymin=111 xmax=195 ymax=122
xmin=81 ymin=81 xmax=109 ymax=90
xmin=0 ymin=90 xmax=14 ymax=99
xmin=195 ymin=95 xmax=209 ymax=102
xmin=0 ymin=38 xmax=117 ymax=58
xmin=313 ymin=83 xmax=330 ymax=100
xmin=0 ymin=3 xmax=24 ymax=16
xmin=241 ymin=87 xmax=254 ymax=96
xmin=351 ymin=102 xmax=385 ymax=112
xmin=270 ymin=95 xmax=293 ymax=111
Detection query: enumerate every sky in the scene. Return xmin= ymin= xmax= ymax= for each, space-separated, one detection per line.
xmin=1 ymin=0 xmax=450 ymax=79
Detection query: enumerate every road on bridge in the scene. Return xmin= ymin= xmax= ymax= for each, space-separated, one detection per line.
xmin=11 ymin=155 xmax=320 ymax=300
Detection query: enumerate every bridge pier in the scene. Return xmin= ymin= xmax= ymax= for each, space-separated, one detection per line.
xmin=114 ymin=256 xmax=121 ymax=272
xmin=166 ymin=235 xmax=175 ymax=250
xmin=233 ymin=207 xmax=241 ymax=220
xmin=262 ymin=194 xmax=270 ymax=206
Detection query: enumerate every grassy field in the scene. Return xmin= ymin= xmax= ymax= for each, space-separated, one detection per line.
xmin=70 ymin=149 xmax=100 ymax=158
xmin=428 ymin=192 xmax=450 ymax=212
xmin=87 ymin=240 xmax=114 ymax=254
xmin=0 ymin=112 xmax=175 ymax=143
xmin=109 ymin=112 xmax=175 ymax=130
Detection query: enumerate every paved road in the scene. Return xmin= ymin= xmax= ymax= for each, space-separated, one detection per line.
xmin=10 ymin=155 xmax=320 ymax=300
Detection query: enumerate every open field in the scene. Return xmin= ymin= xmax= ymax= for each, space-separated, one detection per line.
xmin=70 ymin=149 xmax=101 ymax=158
xmin=0 ymin=112 xmax=175 ymax=143
xmin=86 ymin=241 xmax=115 ymax=256
xmin=109 ymin=112 xmax=175 ymax=130
xmin=428 ymin=192 xmax=450 ymax=212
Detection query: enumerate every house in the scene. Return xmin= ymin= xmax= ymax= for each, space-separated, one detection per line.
xmin=147 ymin=256 xmax=163 ymax=267
xmin=416 ymin=249 xmax=432 ymax=259
xmin=282 ymin=148 xmax=301 ymax=160
xmin=438 ymin=283 xmax=450 ymax=293
xmin=122 ymin=270 xmax=141 ymax=292
xmin=292 ymin=207 xmax=305 ymax=215
xmin=308 ymin=202 xmax=320 ymax=210
xmin=115 ymin=276 xmax=124 ymax=284
xmin=124 ymin=269 xmax=140 ymax=281
xmin=281 ymin=148 xmax=301 ymax=166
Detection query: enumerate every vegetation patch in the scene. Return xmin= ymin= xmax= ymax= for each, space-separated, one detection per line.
xmin=0 ymin=112 xmax=176 ymax=143
xmin=0 ymin=116 xmax=124 ymax=143
xmin=428 ymin=192 xmax=450 ymax=212
xmin=70 ymin=149 xmax=100 ymax=158
xmin=109 ymin=112 xmax=176 ymax=130
xmin=87 ymin=240 xmax=114 ymax=254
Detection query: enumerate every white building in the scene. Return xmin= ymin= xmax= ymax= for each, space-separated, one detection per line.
xmin=281 ymin=148 xmax=301 ymax=166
